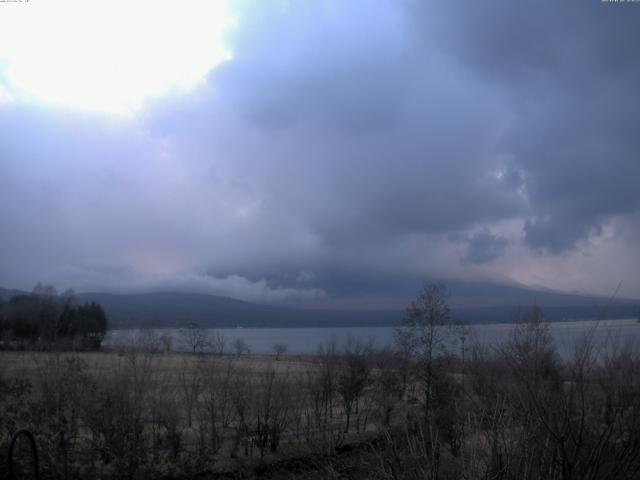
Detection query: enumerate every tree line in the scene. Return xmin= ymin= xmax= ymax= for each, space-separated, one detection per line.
xmin=0 ymin=284 xmax=108 ymax=349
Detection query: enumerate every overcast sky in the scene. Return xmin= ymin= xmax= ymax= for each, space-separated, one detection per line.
xmin=0 ymin=0 xmax=639 ymax=306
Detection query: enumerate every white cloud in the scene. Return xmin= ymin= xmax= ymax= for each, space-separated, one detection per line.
xmin=43 ymin=266 xmax=327 ymax=305
xmin=0 ymin=0 xmax=234 ymax=114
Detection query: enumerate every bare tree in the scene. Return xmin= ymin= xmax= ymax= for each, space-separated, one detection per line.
xmin=452 ymin=321 xmax=471 ymax=391
xmin=135 ymin=328 xmax=163 ymax=354
xmin=210 ymin=330 xmax=227 ymax=356
xmin=337 ymin=338 xmax=371 ymax=433
xmin=272 ymin=343 xmax=288 ymax=360
xmin=32 ymin=282 xmax=58 ymax=297
xmin=61 ymin=288 xmax=75 ymax=301
xmin=306 ymin=340 xmax=342 ymax=450
xmin=198 ymin=357 xmax=235 ymax=454
xmin=252 ymin=367 xmax=292 ymax=456
xmin=395 ymin=282 xmax=451 ymax=420
xmin=232 ymin=337 xmax=250 ymax=357
xmin=178 ymin=356 xmax=203 ymax=428
xmin=158 ymin=331 xmax=173 ymax=353
xmin=370 ymin=347 xmax=403 ymax=427
xmin=180 ymin=322 xmax=209 ymax=354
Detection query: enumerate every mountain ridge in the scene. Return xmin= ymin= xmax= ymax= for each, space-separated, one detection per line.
xmin=2 ymin=284 xmax=638 ymax=328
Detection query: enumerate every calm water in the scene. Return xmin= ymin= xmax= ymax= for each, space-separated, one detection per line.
xmin=105 ymin=318 xmax=640 ymax=357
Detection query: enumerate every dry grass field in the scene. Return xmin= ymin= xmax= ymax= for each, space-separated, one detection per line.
xmin=3 ymin=318 xmax=640 ymax=479
xmin=0 ymin=344 xmax=389 ymax=479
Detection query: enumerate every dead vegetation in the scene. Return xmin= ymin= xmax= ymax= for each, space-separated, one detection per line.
xmin=2 ymin=302 xmax=640 ymax=479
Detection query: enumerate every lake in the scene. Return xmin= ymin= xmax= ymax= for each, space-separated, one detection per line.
xmin=104 ymin=318 xmax=640 ymax=357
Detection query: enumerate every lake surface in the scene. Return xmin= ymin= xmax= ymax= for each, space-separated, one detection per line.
xmin=105 ymin=318 xmax=640 ymax=357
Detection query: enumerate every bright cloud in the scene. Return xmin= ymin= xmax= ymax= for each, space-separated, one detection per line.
xmin=0 ymin=0 xmax=234 ymax=114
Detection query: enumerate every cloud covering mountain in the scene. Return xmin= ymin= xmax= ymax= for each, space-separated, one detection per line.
xmin=0 ymin=0 xmax=638 ymax=305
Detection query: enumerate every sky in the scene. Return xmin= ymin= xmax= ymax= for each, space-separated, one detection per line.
xmin=0 ymin=0 xmax=639 ymax=307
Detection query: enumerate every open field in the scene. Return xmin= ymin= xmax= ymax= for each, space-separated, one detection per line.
xmin=1 ymin=350 xmax=312 ymax=381
xmin=0 ymin=345 xmax=393 ymax=479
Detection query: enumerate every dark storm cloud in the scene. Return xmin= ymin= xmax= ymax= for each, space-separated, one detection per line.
xmin=152 ymin=0 xmax=526 ymax=248
xmin=1 ymin=0 xmax=639 ymax=301
xmin=416 ymin=0 xmax=640 ymax=252
xmin=465 ymin=230 xmax=508 ymax=265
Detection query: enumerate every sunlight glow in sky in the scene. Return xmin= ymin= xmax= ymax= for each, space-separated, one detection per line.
xmin=0 ymin=0 xmax=234 ymax=114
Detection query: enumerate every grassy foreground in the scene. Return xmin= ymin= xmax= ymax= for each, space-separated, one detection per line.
xmin=3 ymin=319 xmax=640 ymax=479
xmin=0 ymin=345 xmax=396 ymax=479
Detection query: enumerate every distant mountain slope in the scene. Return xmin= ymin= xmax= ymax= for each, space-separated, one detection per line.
xmin=2 ymin=282 xmax=638 ymax=328
xmin=0 ymin=287 xmax=27 ymax=300
xmin=445 ymin=279 xmax=637 ymax=308
xmin=74 ymin=292 xmax=400 ymax=328
xmin=76 ymin=284 xmax=640 ymax=329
